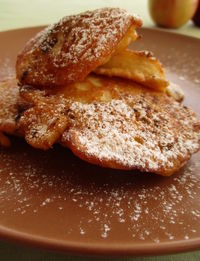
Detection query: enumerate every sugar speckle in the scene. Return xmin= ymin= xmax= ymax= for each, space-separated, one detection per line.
xmin=101 ymin=224 xmax=111 ymax=238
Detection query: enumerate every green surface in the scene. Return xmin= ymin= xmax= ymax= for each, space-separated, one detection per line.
xmin=0 ymin=0 xmax=200 ymax=260
xmin=1 ymin=240 xmax=200 ymax=261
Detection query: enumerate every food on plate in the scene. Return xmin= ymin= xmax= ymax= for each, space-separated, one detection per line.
xmin=0 ymin=7 xmax=199 ymax=176
xmin=19 ymin=75 xmax=200 ymax=176
xmin=16 ymin=8 xmax=142 ymax=88
xmin=0 ymin=78 xmax=22 ymax=146
xmin=0 ymin=74 xmax=185 ymax=148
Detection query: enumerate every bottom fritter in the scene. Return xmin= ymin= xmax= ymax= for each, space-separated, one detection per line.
xmin=0 ymin=77 xmax=22 ymax=146
xmin=18 ymin=75 xmax=200 ymax=176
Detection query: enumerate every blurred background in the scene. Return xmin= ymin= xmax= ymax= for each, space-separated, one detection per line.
xmin=0 ymin=0 xmax=200 ymax=38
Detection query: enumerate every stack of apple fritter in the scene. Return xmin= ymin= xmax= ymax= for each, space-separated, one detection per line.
xmin=0 ymin=8 xmax=200 ymax=176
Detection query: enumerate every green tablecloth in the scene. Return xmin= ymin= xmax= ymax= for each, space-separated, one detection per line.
xmin=0 ymin=0 xmax=200 ymax=260
xmin=1 ymin=239 xmax=200 ymax=261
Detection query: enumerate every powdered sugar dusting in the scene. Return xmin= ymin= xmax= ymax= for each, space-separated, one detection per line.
xmin=1 ymin=25 xmax=200 ymax=248
xmin=20 ymin=77 xmax=200 ymax=175
xmin=0 ymin=141 xmax=200 ymax=242
xmin=0 ymin=58 xmax=14 ymax=80
xmin=17 ymin=8 xmax=142 ymax=87
xmin=64 ymin=94 xmax=200 ymax=175
xmin=0 ymin=78 xmax=19 ymax=131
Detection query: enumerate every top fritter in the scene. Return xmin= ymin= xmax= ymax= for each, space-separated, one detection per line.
xmin=16 ymin=8 xmax=142 ymax=88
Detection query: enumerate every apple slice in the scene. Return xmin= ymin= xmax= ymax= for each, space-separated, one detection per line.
xmin=94 ymin=49 xmax=169 ymax=91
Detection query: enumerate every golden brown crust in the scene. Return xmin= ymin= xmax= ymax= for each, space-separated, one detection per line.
xmin=16 ymin=8 xmax=142 ymax=88
xmin=0 ymin=77 xmax=29 ymax=146
xmin=0 ymin=77 xmax=22 ymax=146
xmin=0 ymin=77 xmax=19 ymax=134
xmin=0 ymin=76 xmax=26 ymax=147
xmin=19 ymin=85 xmax=69 ymax=149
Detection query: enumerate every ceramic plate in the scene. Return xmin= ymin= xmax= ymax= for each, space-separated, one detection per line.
xmin=0 ymin=27 xmax=200 ymax=256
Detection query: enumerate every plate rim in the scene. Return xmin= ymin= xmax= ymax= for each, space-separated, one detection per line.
xmin=1 ymin=225 xmax=200 ymax=256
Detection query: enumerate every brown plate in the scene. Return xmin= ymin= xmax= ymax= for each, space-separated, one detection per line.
xmin=0 ymin=27 xmax=200 ymax=256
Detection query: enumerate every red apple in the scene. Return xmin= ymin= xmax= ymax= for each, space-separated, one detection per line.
xmin=193 ymin=0 xmax=200 ymax=26
xmin=149 ymin=0 xmax=199 ymax=28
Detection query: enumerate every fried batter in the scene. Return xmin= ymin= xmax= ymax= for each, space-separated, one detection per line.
xmin=19 ymin=75 xmax=200 ymax=176
xmin=16 ymin=8 xmax=142 ymax=88
xmin=19 ymin=86 xmax=69 ymax=150
xmin=0 ymin=78 xmax=21 ymax=146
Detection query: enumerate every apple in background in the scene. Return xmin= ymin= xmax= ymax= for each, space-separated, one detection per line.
xmin=148 ymin=0 xmax=199 ymax=28
xmin=193 ymin=0 xmax=200 ymax=26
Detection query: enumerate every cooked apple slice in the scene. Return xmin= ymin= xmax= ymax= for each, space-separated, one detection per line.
xmin=94 ymin=49 xmax=169 ymax=91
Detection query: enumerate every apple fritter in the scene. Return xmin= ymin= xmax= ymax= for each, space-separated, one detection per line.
xmin=16 ymin=8 xmax=142 ymax=88
xmin=16 ymin=8 xmax=173 ymax=93
xmin=19 ymin=75 xmax=200 ymax=176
